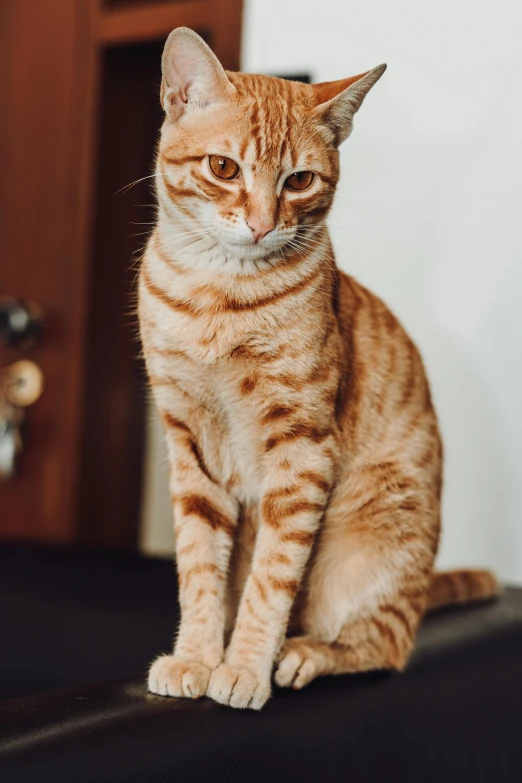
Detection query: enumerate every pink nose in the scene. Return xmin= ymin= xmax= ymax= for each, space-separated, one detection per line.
xmin=247 ymin=221 xmax=275 ymax=242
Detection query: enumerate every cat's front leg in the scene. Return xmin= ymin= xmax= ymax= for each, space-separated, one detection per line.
xmin=148 ymin=414 xmax=238 ymax=700
xmin=207 ymin=429 xmax=337 ymax=709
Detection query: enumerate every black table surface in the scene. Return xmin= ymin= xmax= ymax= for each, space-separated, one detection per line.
xmin=1 ymin=544 xmax=522 ymax=783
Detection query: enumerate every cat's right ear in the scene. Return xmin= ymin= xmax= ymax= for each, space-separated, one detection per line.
xmin=161 ymin=28 xmax=236 ymax=119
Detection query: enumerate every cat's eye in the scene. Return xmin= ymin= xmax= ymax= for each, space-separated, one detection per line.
xmin=208 ymin=155 xmax=240 ymax=181
xmin=285 ymin=171 xmax=315 ymax=191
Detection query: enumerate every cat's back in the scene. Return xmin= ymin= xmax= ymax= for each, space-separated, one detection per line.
xmin=335 ymin=271 xmax=439 ymax=457
xmin=336 ymin=270 xmax=420 ymax=370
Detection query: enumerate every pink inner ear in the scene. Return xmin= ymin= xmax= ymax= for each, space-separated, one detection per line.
xmin=164 ymin=40 xmax=202 ymax=103
xmin=313 ymin=71 xmax=370 ymax=105
xmin=161 ymin=30 xmax=236 ymax=111
xmin=169 ymin=77 xmax=189 ymax=105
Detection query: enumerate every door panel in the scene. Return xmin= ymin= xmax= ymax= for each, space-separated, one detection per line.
xmin=0 ymin=0 xmax=98 ymax=542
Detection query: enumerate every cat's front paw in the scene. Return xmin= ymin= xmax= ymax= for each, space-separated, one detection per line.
xmin=207 ymin=663 xmax=271 ymax=710
xmin=148 ymin=654 xmax=211 ymax=699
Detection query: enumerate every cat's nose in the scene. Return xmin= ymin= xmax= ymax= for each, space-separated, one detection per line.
xmin=247 ymin=220 xmax=275 ymax=242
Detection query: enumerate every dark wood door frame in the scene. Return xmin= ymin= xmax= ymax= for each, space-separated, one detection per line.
xmin=0 ymin=0 xmax=243 ymax=549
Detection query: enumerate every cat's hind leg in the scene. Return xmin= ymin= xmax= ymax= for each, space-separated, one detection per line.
xmin=275 ymin=605 xmax=420 ymax=690
xmin=276 ymin=484 xmax=437 ymax=689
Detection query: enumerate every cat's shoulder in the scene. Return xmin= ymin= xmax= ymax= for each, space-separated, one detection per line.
xmin=336 ymin=270 xmax=413 ymax=345
xmin=336 ymin=270 xmax=393 ymax=318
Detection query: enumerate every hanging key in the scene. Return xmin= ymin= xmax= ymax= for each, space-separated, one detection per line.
xmin=0 ymin=361 xmax=44 ymax=480
xmin=0 ymin=394 xmax=24 ymax=481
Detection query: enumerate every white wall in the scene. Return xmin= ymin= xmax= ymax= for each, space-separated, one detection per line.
xmin=141 ymin=0 xmax=522 ymax=583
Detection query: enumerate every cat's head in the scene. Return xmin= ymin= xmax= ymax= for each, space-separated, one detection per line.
xmin=156 ymin=28 xmax=385 ymax=272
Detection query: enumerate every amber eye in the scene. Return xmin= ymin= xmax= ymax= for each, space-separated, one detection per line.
xmin=208 ymin=155 xmax=240 ymax=180
xmin=284 ymin=171 xmax=314 ymax=191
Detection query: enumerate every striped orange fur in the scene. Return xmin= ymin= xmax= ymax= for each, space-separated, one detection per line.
xmin=141 ymin=29 xmax=499 ymax=710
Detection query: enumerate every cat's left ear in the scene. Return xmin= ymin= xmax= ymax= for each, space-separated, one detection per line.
xmin=312 ymin=64 xmax=387 ymax=146
xmin=161 ymin=27 xmax=236 ymax=118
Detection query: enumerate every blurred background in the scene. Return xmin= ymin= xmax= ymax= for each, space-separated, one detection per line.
xmin=2 ymin=0 xmax=521 ymax=587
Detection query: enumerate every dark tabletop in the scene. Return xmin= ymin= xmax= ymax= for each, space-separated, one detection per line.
xmin=1 ymin=544 xmax=521 ymax=783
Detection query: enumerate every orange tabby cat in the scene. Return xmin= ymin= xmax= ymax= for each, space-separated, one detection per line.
xmin=139 ymin=28 xmax=498 ymax=710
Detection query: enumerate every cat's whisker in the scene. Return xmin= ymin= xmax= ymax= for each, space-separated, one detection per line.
xmin=155 ymin=231 xmax=215 ymax=249
xmin=287 ymin=236 xmax=338 ymax=275
xmin=158 ymin=233 xmax=217 ymax=252
xmin=286 ymin=236 xmax=326 ymax=255
xmin=328 ymin=224 xmax=361 ymax=236
xmin=154 ymin=227 xmax=218 ymax=253
xmin=114 ymin=174 xmax=157 ymax=196
xmin=291 ymin=233 xmax=326 ymax=247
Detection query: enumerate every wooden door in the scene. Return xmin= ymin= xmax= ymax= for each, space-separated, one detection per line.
xmin=0 ymin=0 xmax=242 ymax=547
xmin=0 ymin=0 xmax=99 ymax=543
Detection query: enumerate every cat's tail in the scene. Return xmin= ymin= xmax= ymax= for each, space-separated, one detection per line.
xmin=426 ymin=569 xmax=500 ymax=611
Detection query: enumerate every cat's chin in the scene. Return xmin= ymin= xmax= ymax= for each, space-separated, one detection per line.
xmin=221 ymin=240 xmax=287 ymax=266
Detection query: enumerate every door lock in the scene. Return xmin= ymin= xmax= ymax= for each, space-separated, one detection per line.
xmin=0 ymin=297 xmax=43 ymax=350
